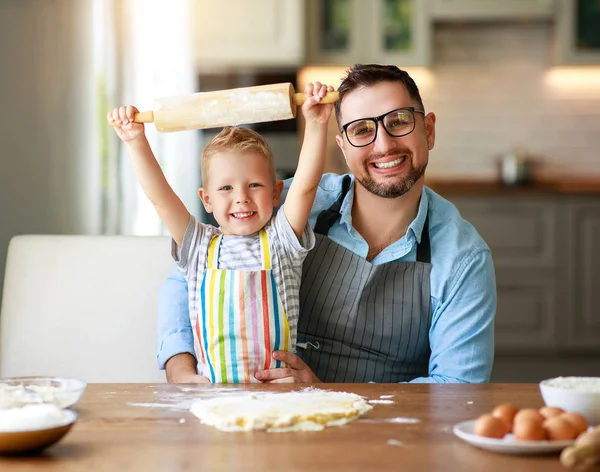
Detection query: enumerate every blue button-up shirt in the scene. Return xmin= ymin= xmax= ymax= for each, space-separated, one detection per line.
xmin=157 ymin=173 xmax=496 ymax=383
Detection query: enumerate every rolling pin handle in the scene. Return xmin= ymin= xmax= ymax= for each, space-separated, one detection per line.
xmin=133 ymin=111 xmax=155 ymax=123
xmin=292 ymin=91 xmax=340 ymax=107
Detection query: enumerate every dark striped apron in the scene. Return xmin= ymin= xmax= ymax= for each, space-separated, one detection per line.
xmin=297 ymin=175 xmax=432 ymax=382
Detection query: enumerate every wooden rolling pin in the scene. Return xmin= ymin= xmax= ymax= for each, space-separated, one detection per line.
xmin=560 ymin=426 xmax=600 ymax=468
xmin=108 ymin=83 xmax=339 ymax=132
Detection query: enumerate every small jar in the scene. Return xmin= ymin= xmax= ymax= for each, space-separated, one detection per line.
xmin=500 ymin=150 xmax=529 ymax=186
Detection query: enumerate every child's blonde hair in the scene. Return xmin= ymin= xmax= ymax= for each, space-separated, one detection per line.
xmin=201 ymin=127 xmax=276 ymax=185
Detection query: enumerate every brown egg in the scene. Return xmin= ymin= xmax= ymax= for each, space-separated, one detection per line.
xmin=491 ymin=404 xmax=519 ymax=433
xmin=514 ymin=408 xmax=545 ymax=425
xmin=514 ymin=418 xmax=547 ymax=441
xmin=539 ymin=406 xmax=565 ymax=419
xmin=543 ymin=417 xmax=578 ymax=440
xmin=474 ymin=414 xmax=508 ymax=439
xmin=560 ymin=413 xmax=589 ymax=435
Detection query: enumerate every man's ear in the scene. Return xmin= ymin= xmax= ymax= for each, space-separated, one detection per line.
xmin=424 ymin=112 xmax=436 ymax=150
xmin=273 ymin=179 xmax=284 ymax=206
xmin=335 ymin=134 xmax=348 ymax=165
xmin=198 ymin=188 xmax=213 ymax=213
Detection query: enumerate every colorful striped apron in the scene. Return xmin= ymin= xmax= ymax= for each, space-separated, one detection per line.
xmin=194 ymin=229 xmax=291 ymax=383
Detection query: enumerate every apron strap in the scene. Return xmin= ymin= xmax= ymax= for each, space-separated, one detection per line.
xmin=259 ymin=228 xmax=271 ymax=270
xmin=314 ymin=175 xmax=352 ymax=235
xmin=206 ymin=235 xmax=222 ymax=269
xmin=416 ymin=214 xmax=431 ymax=264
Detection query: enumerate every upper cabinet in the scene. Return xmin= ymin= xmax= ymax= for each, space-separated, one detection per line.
xmin=430 ymin=0 xmax=555 ymax=21
xmin=555 ymin=0 xmax=600 ymax=65
xmin=306 ymin=0 xmax=431 ymax=66
xmin=191 ymin=0 xmax=305 ymax=68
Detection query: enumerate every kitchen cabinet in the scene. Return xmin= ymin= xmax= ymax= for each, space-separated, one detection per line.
xmin=565 ymin=199 xmax=600 ymax=349
xmin=306 ymin=0 xmax=431 ymax=66
xmin=451 ymin=197 xmax=562 ymax=353
xmin=430 ymin=0 xmax=555 ymax=21
xmin=555 ymin=0 xmax=600 ymax=64
xmin=191 ymin=0 xmax=304 ymax=68
xmin=450 ymin=194 xmax=600 ymax=355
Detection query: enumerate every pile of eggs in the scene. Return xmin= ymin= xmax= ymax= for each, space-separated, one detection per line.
xmin=475 ymin=404 xmax=589 ymax=441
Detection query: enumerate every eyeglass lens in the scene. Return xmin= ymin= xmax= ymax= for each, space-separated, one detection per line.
xmin=345 ymin=108 xmax=416 ymax=147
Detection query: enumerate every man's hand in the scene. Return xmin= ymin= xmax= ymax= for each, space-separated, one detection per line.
xmin=165 ymin=353 xmax=210 ymax=384
xmin=254 ymin=351 xmax=322 ymax=383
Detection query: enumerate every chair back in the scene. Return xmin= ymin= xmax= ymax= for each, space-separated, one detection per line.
xmin=0 ymin=235 xmax=174 ymax=382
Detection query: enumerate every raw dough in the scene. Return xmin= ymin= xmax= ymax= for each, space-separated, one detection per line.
xmin=190 ymin=388 xmax=373 ymax=432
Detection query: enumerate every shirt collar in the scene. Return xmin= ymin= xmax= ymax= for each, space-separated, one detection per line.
xmin=339 ymin=176 xmax=430 ymax=244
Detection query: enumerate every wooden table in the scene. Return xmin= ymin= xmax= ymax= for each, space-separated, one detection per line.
xmin=0 ymin=383 xmax=578 ymax=471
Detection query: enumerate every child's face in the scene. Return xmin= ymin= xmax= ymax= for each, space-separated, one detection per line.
xmin=199 ymin=151 xmax=282 ymax=236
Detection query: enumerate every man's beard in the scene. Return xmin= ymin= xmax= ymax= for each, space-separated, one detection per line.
xmin=356 ymin=153 xmax=427 ymax=198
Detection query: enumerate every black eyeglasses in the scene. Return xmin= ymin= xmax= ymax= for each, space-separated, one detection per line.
xmin=341 ymin=107 xmax=425 ymax=148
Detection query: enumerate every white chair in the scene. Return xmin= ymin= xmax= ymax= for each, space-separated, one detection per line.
xmin=0 ymin=235 xmax=174 ymax=383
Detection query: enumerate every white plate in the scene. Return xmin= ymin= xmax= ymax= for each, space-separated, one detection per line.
xmin=453 ymin=420 xmax=575 ymax=455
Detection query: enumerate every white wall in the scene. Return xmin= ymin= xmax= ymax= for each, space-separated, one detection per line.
xmin=0 ymin=0 xmax=100 ymax=303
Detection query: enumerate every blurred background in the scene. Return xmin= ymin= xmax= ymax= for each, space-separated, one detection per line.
xmin=1 ymin=0 xmax=599 ymax=382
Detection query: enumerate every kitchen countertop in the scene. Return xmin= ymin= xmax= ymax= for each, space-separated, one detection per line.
xmin=425 ymin=178 xmax=600 ymax=196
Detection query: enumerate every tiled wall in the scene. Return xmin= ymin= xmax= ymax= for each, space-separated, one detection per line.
xmin=426 ymin=23 xmax=600 ymax=181
xmin=300 ymin=23 xmax=600 ymax=180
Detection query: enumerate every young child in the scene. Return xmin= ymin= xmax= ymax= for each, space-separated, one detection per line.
xmin=109 ymin=82 xmax=334 ymax=383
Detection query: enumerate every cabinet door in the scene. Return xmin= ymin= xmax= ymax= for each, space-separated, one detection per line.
xmin=306 ymin=0 xmax=430 ymax=65
xmin=192 ymin=0 xmax=304 ymax=67
xmin=565 ymin=200 xmax=600 ymax=350
xmin=369 ymin=0 xmax=431 ymax=66
xmin=494 ymin=269 xmax=559 ymax=353
xmin=306 ymin=0 xmax=365 ymax=64
xmin=450 ymin=197 xmax=559 ymax=268
xmin=556 ymin=0 xmax=600 ymax=64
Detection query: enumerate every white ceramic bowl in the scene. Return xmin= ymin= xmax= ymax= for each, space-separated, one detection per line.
xmin=0 ymin=404 xmax=77 ymax=454
xmin=0 ymin=376 xmax=87 ymax=409
xmin=539 ymin=376 xmax=600 ymax=425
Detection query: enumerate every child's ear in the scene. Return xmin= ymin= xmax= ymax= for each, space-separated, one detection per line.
xmin=198 ymin=188 xmax=213 ymax=213
xmin=273 ymin=179 xmax=284 ymax=206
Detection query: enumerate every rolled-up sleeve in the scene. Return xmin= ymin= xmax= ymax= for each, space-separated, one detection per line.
xmin=156 ymin=266 xmax=196 ymax=369
xmin=410 ymin=249 xmax=496 ymax=384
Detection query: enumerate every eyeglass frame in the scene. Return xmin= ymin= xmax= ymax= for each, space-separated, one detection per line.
xmin=340 ymin=107 xmax=426 ymax=148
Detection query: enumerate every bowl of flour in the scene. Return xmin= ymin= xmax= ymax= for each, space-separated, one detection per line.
xmin=0 ymin=377 xmax=86 ymax=409
xmin=540 ymin=376 xmax=600 ymax=425
xmin=0 ymin=404 xmax=77 ymax=454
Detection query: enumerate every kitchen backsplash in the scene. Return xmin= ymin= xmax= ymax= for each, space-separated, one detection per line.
xmin=300 ymin=22 xmax=600 ymax=181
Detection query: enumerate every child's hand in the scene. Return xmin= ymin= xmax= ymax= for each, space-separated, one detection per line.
xmin=301 ymin=82 xmax=335 ymax=125
xmin=107 ymin=105 xmax=145 ymax=142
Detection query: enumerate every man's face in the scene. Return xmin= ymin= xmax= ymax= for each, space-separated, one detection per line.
xmin=198 ymin=151 xmax=282 ymax=236
xmin=335 ymin=81 xmax=436 ymax=198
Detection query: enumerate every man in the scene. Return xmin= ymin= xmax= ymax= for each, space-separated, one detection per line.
xmin=157 ymin=64 xmax=496 ymax=384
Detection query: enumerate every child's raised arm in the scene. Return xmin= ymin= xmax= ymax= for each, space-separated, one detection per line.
xmin=108 ymin=105 xmax=190 ymax=246
xmin=283 ymin=82 xmax=334 ymax=239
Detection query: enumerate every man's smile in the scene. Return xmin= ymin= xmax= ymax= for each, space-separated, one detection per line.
xmin=372 ymin=157 xmax=406 ymax=169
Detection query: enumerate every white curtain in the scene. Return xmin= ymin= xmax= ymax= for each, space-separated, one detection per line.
xmin=94 ymin=0 xmax=201 ymax=235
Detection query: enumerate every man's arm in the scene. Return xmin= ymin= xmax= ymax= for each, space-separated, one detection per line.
xmin=409 ymin=249 xmax=496 ymax=384
xmin=157 ymin=266 xmax=208 ymax=383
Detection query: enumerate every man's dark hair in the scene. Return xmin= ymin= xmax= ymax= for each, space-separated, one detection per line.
xmin=334 ymin=64 xmax=425 ymax=130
